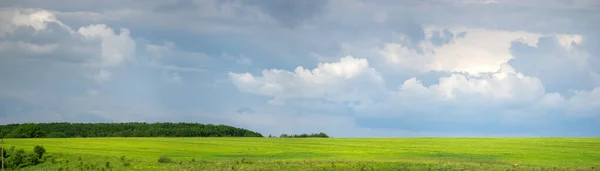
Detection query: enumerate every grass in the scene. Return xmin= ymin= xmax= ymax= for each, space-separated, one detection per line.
xmin=3 ymin=137 xmax=600 ymax=170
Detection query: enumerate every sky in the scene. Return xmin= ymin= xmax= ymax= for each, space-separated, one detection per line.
xmin=0 ymin=0 xmax=599 ymax=137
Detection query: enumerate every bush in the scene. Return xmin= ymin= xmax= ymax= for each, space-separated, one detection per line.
xmin=24 ymin=153 xmax=40 ymax=165
xmin=158 ymin=156 xmax=171 ymax=163
xmin=6 ymin=149 xmax=25 ymax=169
xmin=4 ymin=146 xmax=15 ymax=158
xmin=34 ymin=145 xmax=46 ymax=159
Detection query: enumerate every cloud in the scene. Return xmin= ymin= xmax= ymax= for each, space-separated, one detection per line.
xmin=153 ymin=0 xmax=198 ymax=13
xmin=229 ymin=56 xmax=385 ymax=104
xmin=167 ymin=72 xmax=182 ymax=82
xmin=144 ymin=42 xmax=208 ymax=72
xmin=236 ymin=56 xmax=252 ymax=65
xmin=78 ymin=24 xmax=136 ymax=68
xmin=429 ymin=64 xmax=544 ymax=100
xmin=429 ymin=29 xmax=465 ymax=46
xmin=0 ymin=8 xmax=69 ymax=35
xmin=0 ymin=8 xmax=138 ymax=85
xmin=93 ymin=69 xmax=111 ymax=83
xmin=509 ymin=35 xmax=599 ymax=93
xmin=350 ymin=62 xmax=547 ymax=119
xmin=229 ymin=54 xmax=599 ymax=135
xmin=0 ymin=41 xmax=58 ymax=54
xmin=1 ymin=1 xmax=600 ymax=137
xmin=239 ymin=0 xmax=328 ymax=28
xmin=228 ymin=54 xmax=546 ymax=107
xmin=381 ymin=27 xmax=543 ymax=75
xmin=566 ymin=87 xmax=600 ymax=117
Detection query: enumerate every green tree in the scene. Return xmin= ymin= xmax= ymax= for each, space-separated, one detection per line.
xmin=33 ymin=145 xmax=46 ymax=159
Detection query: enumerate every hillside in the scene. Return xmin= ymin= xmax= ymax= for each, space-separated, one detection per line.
xmin=0 ymin=122 xmax=263 ymax=138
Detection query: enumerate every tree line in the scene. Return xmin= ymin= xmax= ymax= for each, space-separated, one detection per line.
xmin=0 ymin=122 xmax=263 ymax=138
xmin=275 ymin=132 xmax=330 ymax=138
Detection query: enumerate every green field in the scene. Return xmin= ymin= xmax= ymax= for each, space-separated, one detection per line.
xmin=3 ymin=138 xmax=600 ymax=170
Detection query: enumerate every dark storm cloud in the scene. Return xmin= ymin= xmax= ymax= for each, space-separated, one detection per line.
xmin=508 ymin=36 xmax=598 ymax=93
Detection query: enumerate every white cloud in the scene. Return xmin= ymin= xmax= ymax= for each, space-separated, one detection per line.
xmin=382 ymin=27 xmax=543 ymax=75
xmin=555 ymin=34 xmax=588 ymax=68
xmin=229 ymin=55 xmax=547 ymax=117
xmin=0 ymin=8 xmax=138 ymax=86
xmin=78 ymin=24 xmax=136 ymax=67
xmin=0 ymin=8 xmax=75 ymax=36
xmin=0 ymin=8 xmax=53 ymax=35
xmin=431 ymin=64 xmax=545 ymax=100
xmin=539 ymin=92 xmax=565 ymax=108
xmin=229 ymin=55 xmax=599 ymax=121
xmin=230 ymin=55 xmax=385 ymax=104
xmin=380 ymin=27 xmax=590 ymax=79
xmin=351 ymin=63 xmax=547 ymax=117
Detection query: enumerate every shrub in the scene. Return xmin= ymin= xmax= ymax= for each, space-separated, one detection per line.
xmin=33 ymin=145 xmax=46 ymax=159
xmin=24 ymin=153 xmax=40 ymax=165
xmin=158 ymin=156 xmax=171 ymax=163
xmin=4 ymin=146 xmax=15 ymax=158
xmin=6 ymin=148 xmax=25 ymax=168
